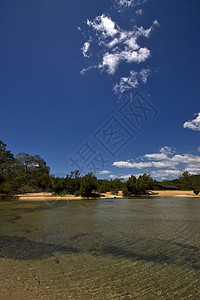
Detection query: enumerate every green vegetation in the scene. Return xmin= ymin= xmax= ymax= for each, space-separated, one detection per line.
xmin=0 ymin=140 xmax=200 ymax=200
xmin=160 ymin=171 xmax=200 ymax=193
xmin=124 ymin=174 xmax=157 ymax=196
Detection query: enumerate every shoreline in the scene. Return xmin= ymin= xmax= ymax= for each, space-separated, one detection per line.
xmin=148 ymin=190 xmax=200 ymax=198
xmin=16 ymin=190 xmax=200 ymax=201
xmin=17 ymin=191 xmax=124 ymax=201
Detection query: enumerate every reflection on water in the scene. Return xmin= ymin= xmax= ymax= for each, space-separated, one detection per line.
xmin=0 ymin=198 xmax=200 ymax=299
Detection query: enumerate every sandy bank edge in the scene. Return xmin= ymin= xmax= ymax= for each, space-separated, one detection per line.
xmin=16 ymin=190 xmax=200 ymax=201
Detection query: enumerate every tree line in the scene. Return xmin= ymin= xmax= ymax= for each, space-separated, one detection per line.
xmin=0 ymin=140 xmax=199 ymax=199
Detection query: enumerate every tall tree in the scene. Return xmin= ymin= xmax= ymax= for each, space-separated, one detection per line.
xmin=78 ymin=173 xmax=97 ymax=197
xmin=0 ymin=140 xmax=16 ymax=198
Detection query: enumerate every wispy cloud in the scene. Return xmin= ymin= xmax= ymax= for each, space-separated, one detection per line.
xmin=116 ymin=0 xmax=147 ymax=9
xmin=109 ymin=173 xmax=142 ymax=179
xmin=113 ymin=70 xmax=139 ymax=93
xmin=113 ymin=68 xmax=151 ymax=94
xmin=183 ymin=113 xmax=200 ymax=131
xmin=113 ymin=160 xmax=178 ymax=169
xmin=135 ymin=9 xmax=143 ymax=15
xmin=140 ymin=68 xmax=151 ymax=83
xmin=112 ymin=146 xmax=200 ymax=179
xmin=98 ymin=170 xmax=111 ymax=175
xmin=81 ymin=42 xmax=91 ymax=58
xmin=109 ymin=174 xmax=118 ymax=179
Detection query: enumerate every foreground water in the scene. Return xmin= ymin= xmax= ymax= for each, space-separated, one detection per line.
xmin=0 ymin=197 xmax=199 ymax=299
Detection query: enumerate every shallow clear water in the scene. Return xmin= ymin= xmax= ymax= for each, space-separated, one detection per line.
xmin=0 ymin=197 xmax=200 ymax=299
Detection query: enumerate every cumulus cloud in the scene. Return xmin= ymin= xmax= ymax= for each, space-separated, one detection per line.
xmin=184 ymin=166 xmax=200 ymax=174
xmin=112 ymin=146 xmax=200 ymax=179
xmin=101 ymin=52 xmax=120 ymax=74
xmin=87 ymin=15 xmax=117 ymax=37
xmin=183 ymin=113 xmax=200 ymax=131
xmin=81 ymin=14 xmax=158 ymax=76
xmin=151 ymin=169 xmax=182 ymax=179
xmin=80 ymin=0 xmax=159 ymax=97
xmin=170 ymin=154 xmax=200 ymax=165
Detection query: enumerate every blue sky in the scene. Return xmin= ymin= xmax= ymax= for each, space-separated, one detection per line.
xmin=1 ymin=0 xmax=200 ymax=180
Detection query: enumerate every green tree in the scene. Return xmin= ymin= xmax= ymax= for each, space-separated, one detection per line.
xmin=178 ymin=171 xmax=192 ymax=190
xmin=78 ymin=173 xmax=97 ymax=197
xmin=15 ymin=152 xmax=51 ymax=192
xmin=136 ymin=174 xmax=155 ymax=194
xmin=126 ymin=175 xmax=137 ymax=194
xmin=124 ymin=174 xmax=155 ymax=196
xmin=0 ymin=140 xmax=16 ymax=198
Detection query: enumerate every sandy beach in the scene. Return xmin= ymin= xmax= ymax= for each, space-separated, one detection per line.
xmin=149 ymin=190 xmax=200 ymax=197
xmin=17 ymin=190 xmax=200 ymax=201
xmin=17 ymin=191 xmax=124 ymax=201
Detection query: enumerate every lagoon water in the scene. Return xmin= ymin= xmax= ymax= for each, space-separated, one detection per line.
xmin=0 ymin=197 xmax=200 ymax=299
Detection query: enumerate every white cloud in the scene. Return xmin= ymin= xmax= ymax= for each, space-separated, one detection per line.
xmin=120 ymin=173 xmax=143 ymax=179
xmin=183 ymin=113 xmax=200 ymax=131
xmin=125 ymin=37 xmax=140 ymax=50
xmin=113 ymin=160 xmax=178 ymax=169
xmin=171 ymin=154 xmax=200 ymax=164
xmin=87 ymin=14 xmax=118 ymax=37
xmin=144 ymin=153 xmax=168 ymax=160
xmin=140 ymin=68 xmax=151 ymax=83
xmin=80 ymin=65 xmax=94 ymax=75
xmin=153 ymin=20 xmax=160 ymax=27
xmin=113 ymin=161 xmax=152 ymax=168
xmin=116 ymin=0 xmax=147 ymax=8
xmin=100 ymin=53 xmax=120 ymax=74
xmin=113 ymin=68 xmax=151 ymax=94
xmin=135 ymin=9 xmax=143 ymax=15
xmin=197 ymin=146 xmax=200 ymax=152
xmin=109 ymin=173 xmax=142 ymax=180
xmin=112 ymin=146 xmax=200 ymax=179
xmin=109 ymin=174 xmax=118 ymax=179
xmin=113 ymin=70 xmax=139 ymax=93
xmin=81 ymin=42 xmax=90 ymax=58
xmin=98 ymin=170 xmax=111 ymax=175
xmin=151 ymin=169 xmax=182 ymax=179
xmin=184 ymin=166 xmax=200 ymax=175
xmin=81 ymin=15 xmax=158 ymax=77
xmin=121 ymin=47 xmax=151 ymax=63
xmin=144 ymin=146 xmax=175 ymax=161
xmin=160 ymin=146 xmax=175 ymax=155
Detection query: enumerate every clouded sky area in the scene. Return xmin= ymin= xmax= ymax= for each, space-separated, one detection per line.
xmin=1 ymin=0 xmax=200 ymax=180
